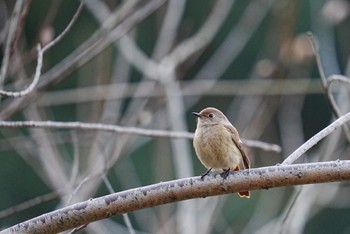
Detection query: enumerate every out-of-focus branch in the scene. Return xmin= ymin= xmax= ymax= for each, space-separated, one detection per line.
xmin=308 ymin=32 xmax=350 ymax=142
xmin=0 ymin=0 xmax=167 ymax=119
xmin=2 ymin=160 xmax=350 ymax=234
xmin=0 ymin=191 xmax=60 ymax=219
xmin=0 ymin=0 xmax=24 ymax=84
xmin=160 ymin=0 xmax=233 ymax=73
xmin=0 ymin=44 xmax=43 ymax=97
xmin=0 ymin=0 xmax=84 ymax=97
xmin=191 ymin=0 xmax=274 ymax=83
xmin=326 ymin=74 xmax=350 ymax=141
xmin=0 ymin=120 xmax=281 ymax=153
xmin=33 ymin=79 xmax=323 ymax=107
xmin=327 ymin=75 xmax=350 ymax=115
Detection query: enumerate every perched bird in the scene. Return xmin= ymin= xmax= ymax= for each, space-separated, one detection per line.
xmin=192 ymin=107 xmax=250 ymax=198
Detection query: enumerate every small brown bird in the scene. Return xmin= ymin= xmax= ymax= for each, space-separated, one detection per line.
xmin=193 ymin=107 xmax=250 ymax=198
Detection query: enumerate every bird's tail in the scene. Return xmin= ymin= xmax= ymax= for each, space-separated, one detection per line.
xmin=238 ymin=191 xmax=250 ymax=198
xmin=233 ymin=165 xmax=250 ymax=198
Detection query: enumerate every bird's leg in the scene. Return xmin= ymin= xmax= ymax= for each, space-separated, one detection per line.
xmin=200 ymin=168 xmax=213 ymax=180
xmin=220 ymin=168 xmax=231 ymax=179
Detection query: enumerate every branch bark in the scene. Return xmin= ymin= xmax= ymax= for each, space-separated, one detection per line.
xmin=2 ymin=160 xmax=350 ymax=234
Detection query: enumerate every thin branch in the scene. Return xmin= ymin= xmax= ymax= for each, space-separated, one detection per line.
xmin=308 ymin=32 xmax=350 ymax=142
xmin=0 ymin=120 xmax=193 ymax=137
xmin=0 ymin=191 xmax=60 ymax=219
xmin=302 ymin=40 xmax=347 ymax=139
xmin=0 ymin=0 xmax=24 ymax=84
xmin=42 ymin=0 xmax=84 ymax=53
xmin=244 ymin=138 xmax=281 ymax=153
xmin=160 ymin=0 xmax=232 ymax=74
xmin=10 ymin=0 xmax=31 ymax=56
xmin=326 ymin=74 xmax=350 ymax=141
xmin=0 ymin=120 xmax=281 ymax=153
xmin=33 ymin=79 xmax=323 ymax=107
xmin=67 ymin=224 xmax=88 ymax=234
xmin=282 ymin=111 xmax=350 ymax=165
xmin=327 ymin=75 xmax=350 ymax=116
xmin=0 ymin=44 xmax=43 ymax=97
xmin=0 ymin=0 xmax=84 ymax=97
xmin=2 ymin=160 xmax=350 ymax=234
xmin=307 ymin=33 xmax=327 ymax=87
xmin=0 ymin=0 xmax=167 ymax=119
xmin=191 ymin=0 xmax=274 ymax=83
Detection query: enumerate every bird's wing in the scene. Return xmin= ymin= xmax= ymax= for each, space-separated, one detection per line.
xmin=224 ymin=124 xmax=250 ymax=169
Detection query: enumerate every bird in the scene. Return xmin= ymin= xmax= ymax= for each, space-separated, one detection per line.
xmin=192 ymin=107 xmax=250 ymax=198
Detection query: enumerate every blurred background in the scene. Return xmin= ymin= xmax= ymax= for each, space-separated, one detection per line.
xmin=0 ymin=0 xmax=350 ymax=233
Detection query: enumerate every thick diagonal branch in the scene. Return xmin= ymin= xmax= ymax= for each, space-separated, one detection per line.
xmin=2 ymin=160 xmax=350 ymax=234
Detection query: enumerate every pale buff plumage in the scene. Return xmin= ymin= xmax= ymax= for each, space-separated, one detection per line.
xmin=193 ymin=107 xmax=250 ymax=198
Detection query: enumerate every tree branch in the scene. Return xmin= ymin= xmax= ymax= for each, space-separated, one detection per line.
xmin=2 ymin=160 xmax=350 ymax=234
xmin=0 ymin=0 xmax=84 ymax=97
xmin=282 ymin=111 xmax=350 ymax=165
xmin=0 ymin=0 xmax=24 ymax=84
xmin=0 ymin=120 xmax=281 ymax=152
xmin=0 ymin=0 xmax=167 ymax=119
xmin=308 ymin=32 xmax=350 ymax=142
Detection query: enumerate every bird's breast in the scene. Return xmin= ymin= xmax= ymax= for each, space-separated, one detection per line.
xmin=193 ymin=124 xmax=241 ymax=169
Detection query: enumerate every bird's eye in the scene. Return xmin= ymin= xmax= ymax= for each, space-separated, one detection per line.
xmin=208 ymin=113 xmax=215 ymax=118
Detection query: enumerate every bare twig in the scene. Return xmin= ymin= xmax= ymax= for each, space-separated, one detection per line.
xmin=191 ymin=0 xmax=274 ymax=81
xmin=10 ymin=0 xmax=31 ymax=56
xmin=0 ymin=120 xmax=193 ymax=137
xmin=160 ymin=0 xmax=233 ymax=74
xmin=67 ymin=224 xmax=88 ymax=234
xmin=307 ymin=33 xmax=327 ymax=87
xmin=326 ymin=75 xmax=350 ymax=141
xmin=2 ymin=160 xmax=350 ymax=234
xmin=0 ymin=0 xmax=24 ymax=84
xmin=0 ymin=191 xmax=60 ymax=219
xmin=0 ymin=0 xmax=167 ymax=119
xmin=282 ymin=112 xmax=350 ymax=165
xmin=0 ymin=44 xmax=43 ymax=97
xmin=33 ymin=79 xmax=323 ymax=107
xmin=0 ymin=120 xmax=281 ymax=152
xmin=308 ymin=32 xmax=350 ymax=142
xmin=42 ymin=0 xmax=84 ymax=53
xmin=0 ymin=0 xmax=84 ymax=97
xmin=326 ymin=75 xmax=350 ymax=115
xmin=244 ymin=138 xmax=281 ymax=153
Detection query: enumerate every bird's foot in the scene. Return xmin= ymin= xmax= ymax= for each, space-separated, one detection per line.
xmin=220 ymin=168 xmax=231 ymax=179
xmin=200 ymin=168 xmax=212 ymax=180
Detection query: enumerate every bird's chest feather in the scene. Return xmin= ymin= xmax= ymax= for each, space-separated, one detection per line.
xmin=194 ymin=125 xmax=241 ymax=168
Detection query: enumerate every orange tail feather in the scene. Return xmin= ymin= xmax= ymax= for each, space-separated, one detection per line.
xmin=234 ymin=166 xmax=250 ymax=198
xmin=238 ymin=191 xmax=250 ymax=198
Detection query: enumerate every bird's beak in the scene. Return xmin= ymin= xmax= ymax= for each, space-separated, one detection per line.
xmin=192 ymin=112 xmax=201 ymax=118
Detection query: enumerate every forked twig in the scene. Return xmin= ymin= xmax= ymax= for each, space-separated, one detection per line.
xmin=0 ymin=0 xmax=84 ymax=97
xmin=308 ymin=32 xmax=350 ymax=142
